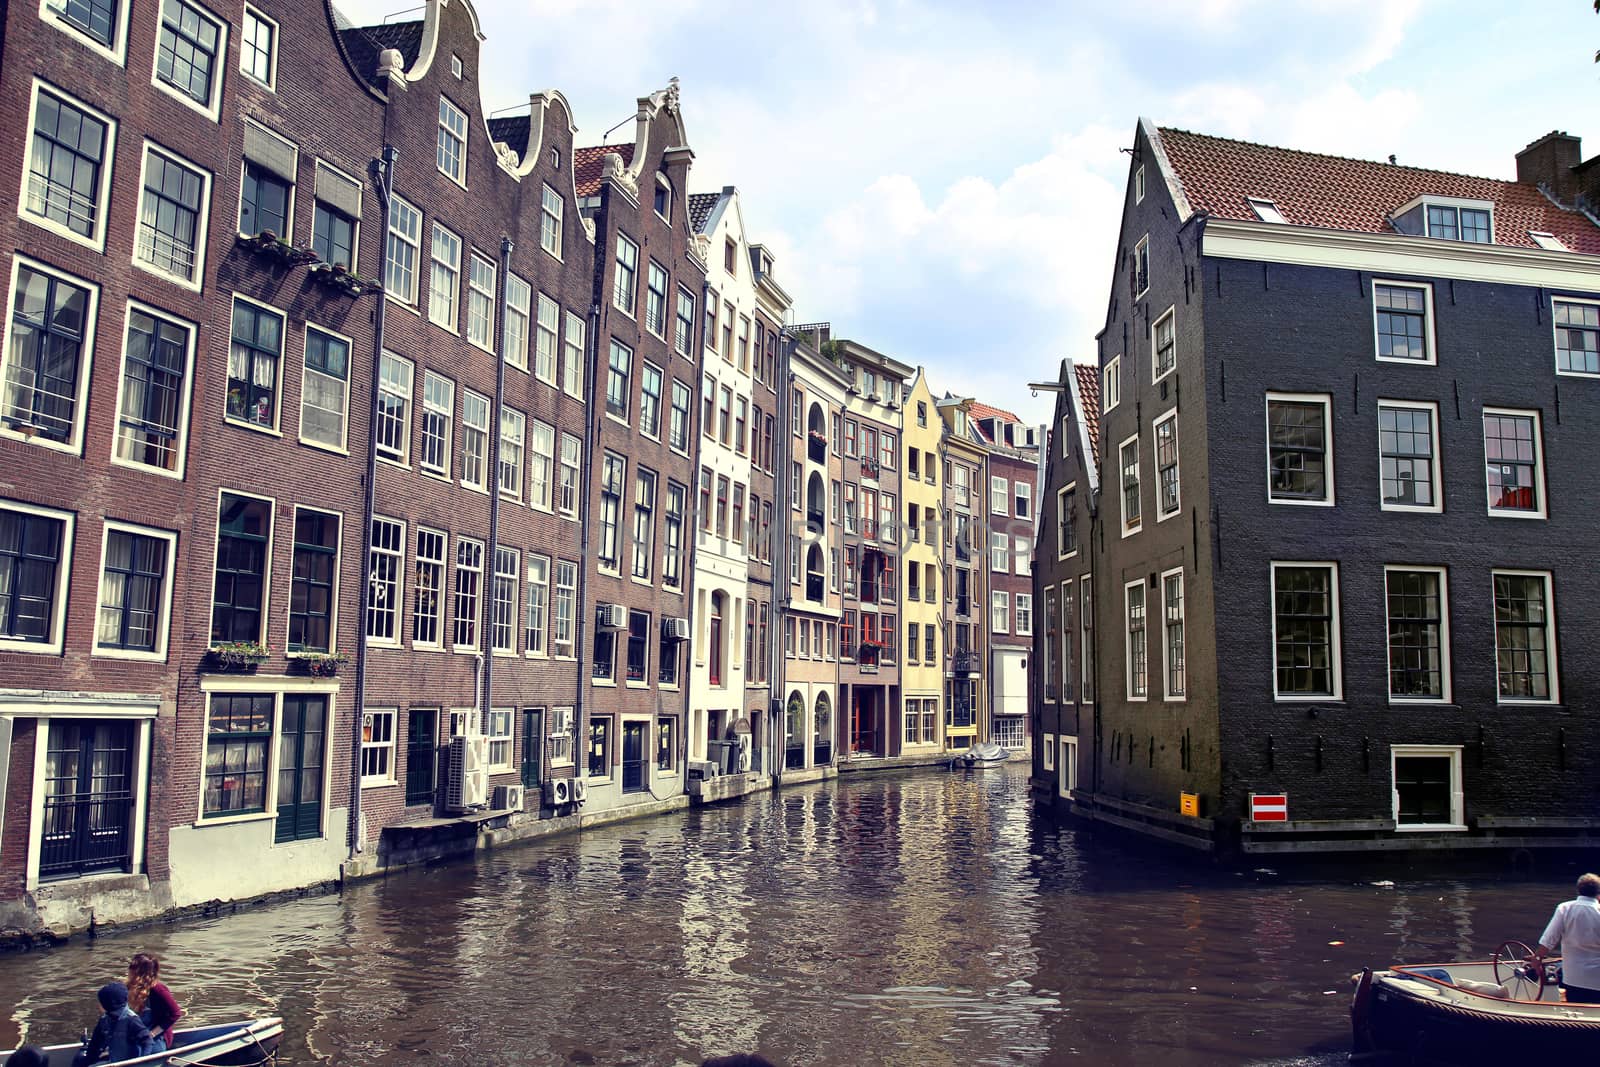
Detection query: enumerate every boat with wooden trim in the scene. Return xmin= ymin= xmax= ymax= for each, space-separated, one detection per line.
xmin=1351 ymin=941 xmax=1600 ymax=1062
xmin=2 ymin=1016 xmax=283 ymax=1066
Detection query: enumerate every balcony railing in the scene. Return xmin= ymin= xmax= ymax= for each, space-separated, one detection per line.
xmin=806 ymin=573 xmax=825 ymax=602
xmin=955 ymin=594 xmax=970 ymax=617
xmin=807 ymin=507 xmax=825 ymax=531
xmin=860 ymin=457 xmax=880 ymax=479
xmin=808 ymin=433 xmax=827 ymax=463
xmin=813 ymin=741 xmax=832 ymax=766
xmin=955 ymin=540 xmax=971 ymax=562
xmin=951 ymin=650 xmax=981 ymax=675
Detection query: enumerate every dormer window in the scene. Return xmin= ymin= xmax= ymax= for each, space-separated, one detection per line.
xmin=1247 ymin=197 xmax=1287 ymax=224
xmin=1426 ymin=203 xmax=1490 ymax=243
xmin=1529 ymin=231 xmax=1569 ymax=252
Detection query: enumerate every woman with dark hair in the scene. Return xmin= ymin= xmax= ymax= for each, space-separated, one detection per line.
xmin=126 ymin=953 xmax=183 ymax=1052
xmin=4 ymin=1045 xmax=48 ymax=1067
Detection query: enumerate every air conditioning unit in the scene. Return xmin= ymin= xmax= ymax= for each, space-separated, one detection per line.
xmin=572 ymin=778 xmax=588 ymax=804
xmin=597 ymin=603 xmax=628 ymax=630
xmin=662 ymin=616 xmax=691 ymax=641
xmin=545 ymin=778 xmax=572 ymax=806
xmin=687 ymin=759 xmax=719 ymax=781
xmin=445 ymin=735 xmax=490 ymax=813
xmin=493 ymin=784 xmax=525 ymax=811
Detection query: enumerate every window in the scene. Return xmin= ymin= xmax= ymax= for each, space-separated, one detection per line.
xmin=366 ymin=516 xmax=403 ymax=644
xmin=626 ymin=610 xmax=650 ymax=683
xmin=239 ymin=156 xmax=290 ymax=240
xmin=553 ymin=561 xmax=576 ymax=657
xmin=1373 ymin=282 xmax=1433 ymax=363
xmin=1162 ymin=569 xmax=1185 ymax=700
xmin=0 ymin=502 xmax=72 ymax=652
xmin=880 ymin=431 xmax=895 ymax=470
xmin=1016 ymin=593 xmax=1033 ymax=637
xmin=498 ymin=407 xmax=525 ymax=500
xmin=1013 ymin=482 xmax=1030 ymax=519
xmin=376 ymin=352 xmax=413 ymax=464
xmin=598 ymin=453 xmax=624 ymax=571
xmin=361 ymin=709 xmax=396 ymax=784
xmin=734 ymin=397 xmax=747 ymax=455
xmin=549 ymin=707 xmax=574 ymax=766
xmin=556 ymin=313 xmax=582 ymax=400
xmin=1081 ymin=580 xmax=1094 ymax=701
xmin=1133 ymin=234 xmax=1149 ymax=296
xmin=525 ymin=555 xmax=550 ymax=656
xmin=312 ymin=200 xmax=356 ymax=271
xmin=1392 ymin=746 xmax=1464 ymax=830
xmin=1272 ymin=563 xmax=1340 ymax=699
xmin=659 ymin=627 xmax=680 ymax=687
xmin=606 ymin=339 xmax=632 ymax=419
xmin=1247 ymin=197 xmax=1287 ymax=223
xmin=1530 ymin=231 xmax=1569 ymax=251
xmin=1553 ymin=299 xmax=1600 ymax=376
xmin=1125 ymin=580 xmax=1147 ymax=700
xmin=1152 ymin=306 xmax=1175 ymax=379
xmin=534 ymin=293 xmax=558 ymax=384
xmin=492 ymin=548 xmax=518 ymax=654
xmin=716 ymin=475 xmax=730 ymax=538
xmin=154 ymin=0 xmax=224 ymax=115
xmin=453 ymin=538 xmax=483 ymax=649
xmin=1043 ymin=587 xmax=1059 ymax=701
xmin=588 ymin=718 xmax=611 ymax=779
xmin=412 ymin=528 xmax=444 ymax=647
xmin=419 ymin=371 xmax=453 ymax=476
xmin=1266 ymin=393 xmax=1333 ymax=504
xmin=990 ymin=476 xmax=1008 ymax=515
xmin=664 ymin=482 xmax=686 ymax=589
xmin=286 ymin=509 xmax=337 ymax=654
xmin=925 ymin=625 xmax=936 ymax=665
xmin=632 ymin=469 xmax=656 ymax=581
xmin=437 ymin=96 xmax=467 ymax=184
xmin=1483 ymin=408 xmax=1544 ymax=517
xmin=1119 ymin=435 xmax=1141 ymax=535
xmin=385 ymin=195 xmax=421 ymax=305
xmin=657 ymin=717 xmax=676 ymax=772
xmin=497 ymin=274 xmax=529 ymax=371
xmin=466 ymin=254 xmax=495 ymax=351
xmin=211 ymin=492 xmax=272 ymax=644
xmin=991 ymin=590 xmax=1009 ymax=633
xmin=558 ymin=432 xmax=581 ymax=517
xmin=675 ymin=288 xmax=695 ymax=357
xmin=645 ymin=261 xmax=668 ymax=338
xmin=240 ymin=5 xmax=275 ymax=86
xmin=613 ymin=233 xmax=638 ymax=315
xmin=528 ymin=419 xmax=554 ymax=510
xmin=990 ymin=529 xmax=1009 ymax=572
xmin=23 ymin=86 xmax=113 ymax=245
xmin=1014 ymin=536 xmax=1030 ymax=576
xmin=593 ymin=623 xmax=615 ymax=682
xmin=486 ymin=708 xmax=513 ymax=770
xmin=1134 ymin=164 xmax=1145 ymax=203
xmin=1102 ymin=357 xmax=1122 ymax=415
xmin=204 ymin=695 xmax=272 ymax=814
xmin=540 ymin=183 xmax=563 ymax=258
xmin=4 ymin=260 xmax=97 ymax=449
xmin=719 ymin=385 xmax=733 ymax=445
xmin=429 ymin=224 xmax=461 ymax=329
xmin=669 ymin=379 xmax=691 ymax=451
xmin=1493 ymin=571 xmax=1556 ymax=703
xmin=1425 ymin=203 xmax=1491 ymax=243
xmin=92 ymin=530 xmax=169 ymax=657
xmin=115 ymin=304 xmax=193 ymax=473
xmin=1378 ymin=402 xmax=1440 ymax=512
xmin=226 ymin=299 xmax=286 ymax=432
xmin=136 ymin=146 xmax=207 ymax=284
xmin=1149 ymin=410 xmax=1182 ymax=519
xmin=1054 ymin=485 xmax=1076 ymax=558
xmin=47 ymin=0 xmax=125 ymax=53
xmin=640 ymin=362 xmax=664 ymax=439
xmin=1386 ymin=567 xmax=1448 ymax=702
xmin=460 ymin=390 xmax=490 ymax=491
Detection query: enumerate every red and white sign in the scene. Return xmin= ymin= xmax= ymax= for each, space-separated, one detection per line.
xmin=1250 ymin=793 xmax=1288 ymax=822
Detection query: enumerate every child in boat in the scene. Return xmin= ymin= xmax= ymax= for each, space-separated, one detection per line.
xmin=126 ymin=953 xmax=183 ymax=1052
xmin=71 ymin=982 xmax=154 ymax=1065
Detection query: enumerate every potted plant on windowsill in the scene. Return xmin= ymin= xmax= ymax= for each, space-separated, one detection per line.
xmin=291 ymin=650 xmax=350 ymax=677
xmin=238 ymin=230 xmax=319 ymax=266
xmin=309 ymin=260 xmax=376 ymax=297
xmin=205 ymin=640 xmax=270 ymax=671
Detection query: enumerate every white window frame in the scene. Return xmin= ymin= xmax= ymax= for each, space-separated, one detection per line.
xmin=503 ymin=273 xmax=530 ymax=372
xmin=1014 ymin=535 xmax=1030 ymax=576
xmin=192 ymin=682 xmax=337 ymax=830
xmin=149 ymin=0 xmax=228 ymax=122
xmin=224 ymin=292 xmax=285 ymax=435
xmin=1056 ymin=482 xmax=1076 ymax=561
xmin=375 ymin=350 xmax=413 ymax=466
xmin=385 ymin=193 xmax=421 ymax=307
xmin=498 ymin=406 xmax=526 ymax=502
xmin=360 ymin=708 xmax=397 ymax=786
xmin=1153 ymin=407 xmax=1181 ymax=521
xmin=436 ymin=95 xmax=468 ymax=187
xmin=1124 ymin=578 xmax=1147 ymax=702
xmin=208 ymin=488 xmax=275 ymax=647
xmin=1151 ymin=304 xmax=1176 ymax=382
xmin=1383 ymin=565 xmax=1451 ymax=705
xmin=1482 ymin=406 xmax=1546 ymax=519
xmin=529 ymin=418 xmax=554 ymax=512
xmin=990 ymin=475 xmax=1008 ymax=516
xmin=295 ymin=323 xmax=351 ymax=456
xmin=1376 ymin=400 xmax=1442 ymax=514
xmin=1118 ymin=432 xmax=1141 ymax=538
xmin=0 ymin=499 xmax=76 ymax=655
xmin=111 ymin=298 xmax=198 ymax=478
xmin=418 ymin=369 xmax=453 ymax=478
xmin=239 ymin=5 xmax=277 ymax=89
xmin=1015 ymin=592 xmax=1033 ymax=637
xmin=312 ymin=160 xmax=363 ymax=275
xmin=1412 ymin=196 xmax=1495 ymax=243
xmin=524 ymin=553 xmax=550 ymax=658
xmin=563 ymin=310 xmax=584 ymax=400
xmin=412 ymin=527 xmax=446 ymax=649
xmin=465 ymin=252 xmax=495 ymax=352
xmin=1491 ymin=568 xmax=1559 ymax=705
xmin=1247 ymin=197 xmax=1288 ymax=224
xmin=460 ymin=389 xmax=490 ymax=492
xmin=132 ymin=141 xmax=212 ymax=291
xmin=1265 ymin=392 xmax=1335 ymax=507
xmin=1134 ymin=234 xmax=1150 ymax=298
xmin=1042 ymin=733 xmax=1055 ymax=771
xmin=1134 ymin=165 xmax=1145 ymax=204
xmin=19 ymin=80 xmax=118 ymax=252
xmin=1390 ymin=744 xmax=1465 ymax=832
xmin=453 ymin=537 xmax=485 ymax=653
xmin=428 ymin=223 xmax=462 ymax=331
xmin=1552 ymin=295 xmax=1600 ymax=379
xmin=283 ymin=505 xmax=342 ymax=658
xmin=540 ymin=183 xmax=563 ymax=260
xmin=613 ymin=231 xmax=638 ymax=317
xmin=1160 ymin=566 xmax=1185 ymax=702
xmin=1058 ymin=736 xmax=1078 ymax=798
xmin=491 ymin=550 xmax=518 ymax=656
xmin=486 ymin=708 xmax=514 ymax=770
xmin=1269 ymin=561 xmax=1343 ymax=702
xmin=366 ymin=514 xmax=404 ymax=648
xmin=1372 ymin=279 xmax=1437 ymax=366
xmin=235 ymin=120 xmax=297 ymax=243
xmin=1102 ymin=355 xmax=1120 ymax=414
xmin=39 ymin=0 xmax=132 ymax=64
xmin=991 ymin=590 xmax=1009 ymax=634
xmin=534 ymin=292 xmax=558 ymax=385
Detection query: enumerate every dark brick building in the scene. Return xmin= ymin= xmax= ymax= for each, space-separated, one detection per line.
xmin=1035 ymin=119 xmax=1600 ymax=854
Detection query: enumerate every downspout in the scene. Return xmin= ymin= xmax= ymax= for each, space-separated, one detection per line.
xmin=480 ymin=236 xmax=514 ymax=740
xmin=773 ymin=330 xmax=794 ymax=777
xmin=572 ymin=284 xmax=601 ymax=791
xmin=349 ymin=141 xmax=398 ymax=859
xmin=678 ymin=280 xmax=708 ymax=762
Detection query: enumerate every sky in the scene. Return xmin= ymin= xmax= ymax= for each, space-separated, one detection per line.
xmin=335 ymin=0 xmax=1600 ymax=423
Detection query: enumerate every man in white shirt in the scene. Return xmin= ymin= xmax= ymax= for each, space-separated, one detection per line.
xmin=1535 ymin=872 xmax=1600 ymax=1004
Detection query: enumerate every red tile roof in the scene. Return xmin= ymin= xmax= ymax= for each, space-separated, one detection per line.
xmin=1073 ymin=363 xmax=1099 ymax=465
xmin=1156 ymin=127 xmax=1600 ymax=256
xmin=573 ymin=143 xmax=635 ymax=197
xmin=969 ymin=400 xmax=1020 ymax=424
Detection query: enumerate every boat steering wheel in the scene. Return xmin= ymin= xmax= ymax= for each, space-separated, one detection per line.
xmin=1491 ymin=940 xmax=1544 ymax=999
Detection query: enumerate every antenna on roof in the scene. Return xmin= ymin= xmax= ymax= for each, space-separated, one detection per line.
xmin=382 ymin=5 xmax=425 ymax=24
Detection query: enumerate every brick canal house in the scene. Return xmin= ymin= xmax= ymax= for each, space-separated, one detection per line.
xmin=899 ymin=369 xmax=946 ymax=754
xmin=574 ymin=83 xmax=704 ymax=819
xmin=1032 ymin=362 xmax=1100 ymax=812
xmin=969 ymin=403 xmax=1043 ymax=755
xmin=747 ymin=235 xmax=788 ymax=779
xmin=780 ymin=330 xmax=847 ymax=782
xmin=1035 ymin=119 xmax=1600 ymax=854
xmin=936 ymin=399 xmax=990 ymax=751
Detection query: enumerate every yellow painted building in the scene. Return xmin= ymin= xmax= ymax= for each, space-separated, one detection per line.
xmin=899 ymin=369 xmax=945 ymax=752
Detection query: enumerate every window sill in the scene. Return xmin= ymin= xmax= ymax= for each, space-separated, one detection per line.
xmin=194 ymin=811 xmax=272 ymax=828
xmin=361 ymin=778 xmax=398 ymax=789
xmin=419 ymin=467 xmax=451 ymax=483
xmin=300 ymin=438 xmax=351 ymax=457
xmin=91 ymin=646 xmax=167 ymax=663
xmin=1393 ymin=824 xmax=1467 ymax=833
xmin=1267 ymin=498 xmax=1336 ymax=508
xmin=1485 ymin=510 xmax=1546 ymax=520
xmin=592 ymin=679 xmax=618 ymax=688
xmin=386 ymin=296 xmax=422 ymax=317
xmin=132 ymin=256 xmax=203 ymax=293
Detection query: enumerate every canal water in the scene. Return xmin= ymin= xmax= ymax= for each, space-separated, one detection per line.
xmin=0 ymin=767 xmax=1570 ymax=1065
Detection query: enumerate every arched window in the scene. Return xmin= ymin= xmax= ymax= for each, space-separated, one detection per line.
xmin=813 ymin=691 xmax=832 ymax=764
xmin=805 ymin=545 xmax=824 ymax=601
xmin=806 ymin=471 xmax=825 ymax=529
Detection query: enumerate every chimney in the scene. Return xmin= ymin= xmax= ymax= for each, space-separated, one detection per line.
xmin=1515 ymin=131 xmax=1582 ymax=205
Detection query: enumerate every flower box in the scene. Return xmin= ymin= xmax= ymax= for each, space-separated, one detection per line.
xmin=291 ymin=651 xmax=350 ymax=677
xmin=205 ymin=641 xmax=270 ymax=671
xmin=309 ymin=261 xmax=376 ymax=297
xmin=238 ymin=231 xmax=319 ymax=266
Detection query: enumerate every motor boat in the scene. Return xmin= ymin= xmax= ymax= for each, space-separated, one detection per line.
xmin=953 ymin=741 xmax=1009 ymax=768
xmin=2 ymin=1016 xmax=284 ymax=1066
xmin=1351 ymin=941 xmax=1599 ymax=1062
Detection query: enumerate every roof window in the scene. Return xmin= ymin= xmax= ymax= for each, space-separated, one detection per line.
xmin=1425 ymin=202 xmax=1492 ymax=243
xmin=1529 ymin=231 xmax=1569 ymax=251
xmin=1247 ymin=197 xmax=1288 ymax=224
